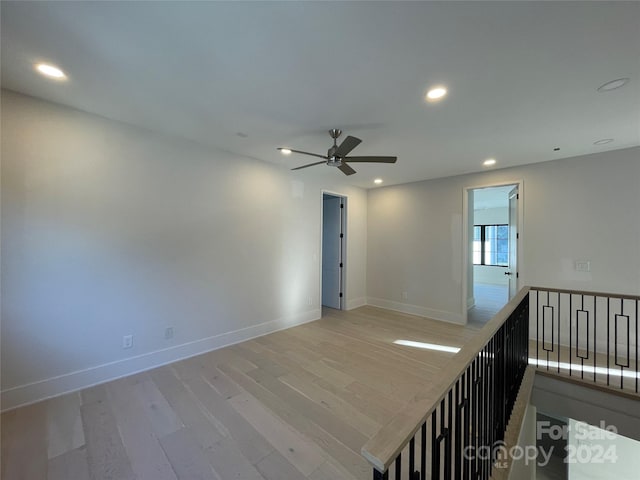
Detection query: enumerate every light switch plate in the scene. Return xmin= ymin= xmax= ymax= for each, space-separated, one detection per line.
xmin=575 ymin=261 xmax=591 ymax=272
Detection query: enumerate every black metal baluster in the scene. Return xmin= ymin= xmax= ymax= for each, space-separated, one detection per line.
xmin=607 ymin=297 xmax=610 ymax=386
xmin=576 ymin=295 xmax=584 ymax=382
xmin=431 ymin=410 xmax=439 ymax=480
xmin=569 ymin=293 xmax=573 ymax=377
xmin=547 ymin=291 xmax=551 ymax=369
xmin=470 ymin=358 xmax=477 ymax=480
xmin=484 ymin=345 xmax=489 ymax=480
xmin=491 ymin=335 xmax=498 ymax=478
xmin=455 ymin=378 xmax=461 ymax=480
xmin=619 ymin=298 xmax=624 ymax=389
xmin=488 ymin=342 xmax=492 ymax=480
xmin=440 ymin=398 xmax=446 ymax=478
xmin=464 ymin=366 xmax=471 ymax=480
xmin=558 ymin=292 xmax=561 ymax=373
xmin=421 ymin=422 xmax=427 ymax=480
xmin=373 ymin=469 xmax=388 ymax=480
xmin=445 ymin=390 xmax=452 ymax=480
xmin=594 ymin=296 xmax=597 ymax=383
xmin=480 ymin=353 xmax=486 ymax=479
xmin=395 ymin=452 xmax=401 ymax=480
xmin=409 ymin=437 xmax=415 ymax=479
xmin=484 ymin=342 xmax=491 ymax=480
xmin=536 ymin=290 xmax=540 ymax=367
xmin=523 ymin=295 xmax=528 ymax=368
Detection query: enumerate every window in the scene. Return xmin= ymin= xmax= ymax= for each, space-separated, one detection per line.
xmin=473 ymin=224 xmax=508 ymax=266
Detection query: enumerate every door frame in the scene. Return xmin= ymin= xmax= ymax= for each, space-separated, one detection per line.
xmin=320 ymin=190 xmax=348 ymax=310
xmin=462 ymin=180 xmax=524 ymax=324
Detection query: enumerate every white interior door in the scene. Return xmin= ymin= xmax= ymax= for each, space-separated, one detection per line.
xmin=322 ymin=195 xmax=343 ymax=309
xmin=507 ymin=186 xmax=519 ymax=299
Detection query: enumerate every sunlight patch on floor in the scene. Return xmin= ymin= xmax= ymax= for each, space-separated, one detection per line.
xmin=393 ymin=339 xmax=461 ymax=353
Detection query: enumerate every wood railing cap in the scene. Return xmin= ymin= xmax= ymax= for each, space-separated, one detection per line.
xmin=529 ymin=286 xmax=640 ymax=301
xmin=361 ymin=286 xmax=531 ymax=472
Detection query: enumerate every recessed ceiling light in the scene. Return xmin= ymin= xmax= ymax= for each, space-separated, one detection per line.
xmin=597 ymin=78 xmax=629 ymax=92
xmin=483 ymin=158 xmax=497 ymax=166
xmin=593 ymin=138 xmax=613 ymax=145
xmin=374 ymin=178 xmax=383 ymax=184
xmin=426 ymin=86 xmax=447 ymax=101
xmin=35 ymin=63 xmax=66 ymax=79
xmin=278 ymin=148 xmax=292 ymax=155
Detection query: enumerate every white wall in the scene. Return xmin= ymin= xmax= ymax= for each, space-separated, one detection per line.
xmin=0 ymin=90 xmax=368 ymax=409
xmin=474 ymin=206 xmax=508 ymax=225
xmin=473 ymin=266 xmax=509 ymax=286
xmin=367 ymin=146 xmax=640 ymax=324
xmin=508 ymin=404 xmax=536 ymax=480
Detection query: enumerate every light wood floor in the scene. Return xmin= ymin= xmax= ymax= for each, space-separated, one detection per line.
xmin=468 ymin=283 xmax=509 ymax=326
xmin=1 ymin=306 xmax=481 ymax=480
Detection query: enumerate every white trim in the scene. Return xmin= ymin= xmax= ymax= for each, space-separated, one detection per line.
xmin=366 ymin=297 xmax=465 ymax=325
xmin=467 ymin=296 xmax=476 ymax=309
xmin=1 ymin=309 xmax=320 ymax=412
xmin=346 ymin=296 xmax=367 ymax=310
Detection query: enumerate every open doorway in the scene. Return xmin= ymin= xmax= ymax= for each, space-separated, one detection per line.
xmin=321 ymin=192 xmax=346 ymax=310
xmin=466 ymin=183 xmax=520 ymax=324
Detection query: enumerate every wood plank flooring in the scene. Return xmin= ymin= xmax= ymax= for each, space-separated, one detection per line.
xmin=1 ymin=306 xmax=481 ymax=480
xmin=467 ymin=283 xmax=509 ymax=326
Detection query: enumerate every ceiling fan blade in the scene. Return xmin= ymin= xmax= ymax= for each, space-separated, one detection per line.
xmin=344 ymin=156 xmax=397 ymax=163
xmin=291 ymin=160 xmax=327 ymax=171
xmin=334 ymin=136 xmax=362 ymax=157
xmin=278 ymin=148 xmax=328 ymax=160
xmin=338 ymin=163 xmax=357 ymax=176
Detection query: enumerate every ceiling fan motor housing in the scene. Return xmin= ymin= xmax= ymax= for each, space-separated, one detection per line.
xmin=327 ymin=146 xmax=342 ymax=165
xmin=327 ymin=156 xmax=343 ymax=167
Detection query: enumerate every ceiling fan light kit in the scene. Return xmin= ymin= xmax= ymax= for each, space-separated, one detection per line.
xmin=279 ymin=129 xmax=397 ymax=176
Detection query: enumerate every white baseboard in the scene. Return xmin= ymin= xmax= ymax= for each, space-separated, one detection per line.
xmin=366 ymin=297 xmax=465 ymax=325
xmin=346 ymin=296 xmax=367 ymax=310
xmin=1 ymin=309 xmax=321 ymax=412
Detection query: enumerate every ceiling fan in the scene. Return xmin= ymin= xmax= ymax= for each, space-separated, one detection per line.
xmin=278 ymin=129 xmax=397 ymax=176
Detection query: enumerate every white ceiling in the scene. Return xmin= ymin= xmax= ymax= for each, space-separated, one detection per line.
xmin=2 ymin=1 xmax=639 ymax=188
xmin=473 ymin=185 xmax=514 ymax=210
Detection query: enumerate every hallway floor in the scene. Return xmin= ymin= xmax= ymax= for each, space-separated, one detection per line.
xmin=468 ymin=283 xmax=509 ymax=326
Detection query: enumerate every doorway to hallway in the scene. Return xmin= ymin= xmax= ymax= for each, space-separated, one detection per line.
xmin=321 ymin=192 xmax=346 ymax=310
xmin=466 ymin=183 xmax=520 ymax=325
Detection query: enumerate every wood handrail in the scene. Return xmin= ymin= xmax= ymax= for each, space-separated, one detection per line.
xmin=361 ymin=286 xmax=531 ymax=473
xmin=529 ymin=286 xmax=640 ymax=301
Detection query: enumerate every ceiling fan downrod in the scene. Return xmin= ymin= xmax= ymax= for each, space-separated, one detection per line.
xmin=327 ymin=129 xmax=342 ymax=164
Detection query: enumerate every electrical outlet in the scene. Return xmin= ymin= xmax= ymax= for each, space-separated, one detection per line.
xmin=164 ymin=327 xmax=174 ymax=340
xmin=122 ymin=335 xmax=133 ymax=349
xmin=308 ymin=296 xmax=313 ymax=306
xmin=402 ymin=291 xmax=408 ymax=300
